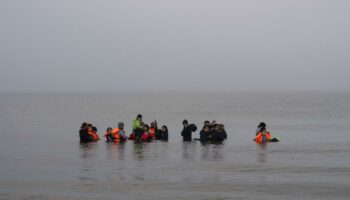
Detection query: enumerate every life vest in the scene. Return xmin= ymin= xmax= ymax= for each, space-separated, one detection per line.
xmin=128 ymin=133 xmax=135 ymax=140
xmin=92 ymin=133 xmax=100 ymax=141
xmin=149 ymin=127 xmax=156 ymax=138
xmin=255 ymin=132 xmax=271 ymax=144
xmin=111 ymin=128 xmax=121 ymax=142
xmin=140 ymin=133 xmax=151 ymax=142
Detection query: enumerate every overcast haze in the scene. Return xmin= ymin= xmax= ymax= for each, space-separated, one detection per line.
xmin=0 ymin=0 xmax=349 ymax=92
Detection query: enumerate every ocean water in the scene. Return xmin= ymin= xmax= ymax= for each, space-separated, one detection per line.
xmin=0 ymin=91 xmax=349 ymax=200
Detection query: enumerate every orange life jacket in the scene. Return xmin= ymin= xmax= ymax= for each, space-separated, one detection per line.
xmin=149 ymin=127 xmax=156 ymax=138
xmin=111 ymin=128 xmax=120 ymax=142
xmin=92 ymin=132 xmax=100 ymax=141
xmin=255 ymin=132 xmax=271 ymax=143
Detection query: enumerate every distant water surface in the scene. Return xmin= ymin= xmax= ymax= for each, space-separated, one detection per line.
xmin=0 ymin=91 xmax=349 ymax=199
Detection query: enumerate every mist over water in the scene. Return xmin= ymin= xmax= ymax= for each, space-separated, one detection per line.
xmin=0 ymin=91 xmax=350 ymax=199
xmin=1 ymin=1 xmax=350 ymax=92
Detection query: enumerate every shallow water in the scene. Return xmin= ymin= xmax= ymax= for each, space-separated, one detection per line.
xmin=0 ymin=91 xmax=350 ymax=199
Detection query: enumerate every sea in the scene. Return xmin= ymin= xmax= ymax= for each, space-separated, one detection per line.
xmin=0 ymin=91 xmax=349 ymax=200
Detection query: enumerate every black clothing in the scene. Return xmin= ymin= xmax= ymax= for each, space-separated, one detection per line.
xmin=106 ymin=134 xmax=114 ymax=142
xmin=181 ymin=126 xmax=192 ymax=141
xmin=199 ymin=130 xmax=209 ymax=142
xmin=155 ymin=130 xmax=162 ymax=140
xmin=134 ymin=128 xmax=144 ymax=141
xmin=211 ymin=130 xmax=224 ymax=142
xmin=161 ymin=131 xmax=168 ymax=141
xmin=221 ymin=130 xmax=227 ymax=140
xmin=79 ymin=128 xmax=92 ymax=143
xmin=188 ymin=124 xmax=197 ymax=132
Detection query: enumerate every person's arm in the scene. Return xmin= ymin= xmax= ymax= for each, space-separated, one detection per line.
xmin=132 ymin=119 xmax=137 ymax=130
xmin=154 ymin=120 xmax=158 ymax=131
xmin=136 ymin=120 xmax=143 ymax=129
xmin=119 ymin=130 xmax=128 ymax=140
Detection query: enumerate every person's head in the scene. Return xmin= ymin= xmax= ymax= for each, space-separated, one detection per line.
xmin=203 ymin=125 xmax=210 ymax=132
xmin=106 ymin=127 xmax=112 ymax=133
xmin=150 ymin=121 xmax=156 ymax=128
xmin=183 ymin=119 xmax=188 ymax=127
xmin=87 ymin=123 xmax=93 ymax=128
xmin=258 ymin=122 xmax=266 ymax=128
xmin=218 ymin=124 xmax=224 ymax=131
xmin=204 ymin=121 xmax=210 ymax=126
xmin=214 ymin=124 xmax=219 ymax=131
xmin=81 ymin=122 xmax=88 ymax=129
xmin=118 ymin=122 xmax=124 ymax=130
xmin=137 ymin=114 xmax=142 ymax=121
xmin=161 ymin=125 xmax=168 ymax=133
xmin=143 ymin=124 xmax=149 ymax=132
xmin=92 ymin=126 xmax=97 ymax=133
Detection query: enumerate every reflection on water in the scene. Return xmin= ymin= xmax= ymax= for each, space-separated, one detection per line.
xmin=79 ymin=142 xmax=98 ymax=159
xmin=78 ymin=142 xmax=99 ymax=182
xmin=181 ymin=141 xmax=226 ymax=161
xmin=200 ymin=143 xmax=225 ymax=161
xmin=133 ymin=142 xmax=148 ymax=161
xmin=256 ymin=144 xmax=268 ymax=163
xmin=105 ymin=142 xmax=126 ymax=160
xmin=182 ymin=142 xmax=197 ymax=161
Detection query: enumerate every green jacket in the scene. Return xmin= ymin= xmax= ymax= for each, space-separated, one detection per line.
xmin=132 ymin=118 xmax=142 ymax=130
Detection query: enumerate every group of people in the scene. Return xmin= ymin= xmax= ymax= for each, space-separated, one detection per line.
xmin=79 ymin=114 xmax=168 ymax=143
xmin=198 ymin=120 xmax=228 ymax=143
xmin=179 ymin=119 xmax=228 ymax=143
xmin=128 ymin=114 xmax=169 ymax=142
xmin=79 ymin=123 xmax=101 ymax=142
xmin=79 ymin=114 xmax=277 ymax=145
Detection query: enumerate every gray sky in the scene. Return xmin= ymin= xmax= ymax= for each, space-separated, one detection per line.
xmin=1 ymin=0 xmax=349 ymax=92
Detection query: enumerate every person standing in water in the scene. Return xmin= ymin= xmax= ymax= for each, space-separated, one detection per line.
xmin=159 ymin=125 xmax=168 ymax=141
xmin=104 ymin=127 xmax=114 ymax=142
xmin=91 ymin=127 xmax=100 ymax=141
xmin=255 ymin=127 xmax=271 ymax=144
xmin=132 ymin=114 xmax=143 ymax=132
xmin=149 ymin=120 xmax=158 ymax=139
xmin=181 ymin=120 xmax=197 ymax=141
xmin=199 ymin=125 xmax=210 ymax=143
xmin=111 ymin=122 xmax=129 ymax=142
xmin=79 ymin=122 xmax=92 ymax=143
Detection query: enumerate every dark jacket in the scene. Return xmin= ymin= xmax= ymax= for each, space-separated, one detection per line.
xmin=181 ymin=127 xmax=192 ymax=141
xmin=199 ymin=130 xmax=209 ymax=142
xmin=221 ymin=130 xmax=227 ymax=140
xmin=211 ymin=130 xmax=225 ymax=142
xmin=134 ymin=128 xmax=144 ymax=141
xmin=79 ymin=128 xmax=92 ymax=143
xmin=155 ymin=130 xmax=162 ymax=140
xmin=161 ymin=131 xmax=168 ymax=141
